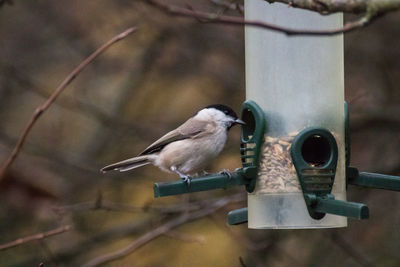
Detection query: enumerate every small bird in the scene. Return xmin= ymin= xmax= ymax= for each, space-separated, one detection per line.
xmin=101 ymin=104 xmax=245 ymax=184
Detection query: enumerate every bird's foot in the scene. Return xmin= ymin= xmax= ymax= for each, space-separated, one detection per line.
xmin=219 ymin=169 xmax=232 ymax=180
xmin=181 ymin=175 xmax=192 ymax=187
xmin=171 ymin=166 xmax=191 ymax=187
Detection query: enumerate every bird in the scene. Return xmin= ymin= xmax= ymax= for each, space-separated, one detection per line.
xmin=101 ymin=104 xmax=245 ymax=185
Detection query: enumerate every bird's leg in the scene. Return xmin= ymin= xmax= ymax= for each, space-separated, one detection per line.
xmin=171 ymin=166 xmax=191 ymax=187
xmin=201 ymin=170 xmax=210 ymax=176
xmin=218 ymin=169 xmax=232 ymax=180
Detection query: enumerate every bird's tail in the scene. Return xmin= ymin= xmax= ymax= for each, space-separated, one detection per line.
xmin=101 ymin=155 xmax=155 ymax=173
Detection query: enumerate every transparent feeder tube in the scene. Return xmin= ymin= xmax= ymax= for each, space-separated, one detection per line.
xmin=245 ymin=1 xmax=346 ymax=228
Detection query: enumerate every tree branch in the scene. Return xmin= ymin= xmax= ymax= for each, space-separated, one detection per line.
xmin=144 ymin=0 xmax=392 ymax=36
xmin=268 ymin=0 xmax=400 ymax=15
xmin=82 ymin=193 xmax=244 ymax=267
xmin=0 ymin=27 xmax=137 ymax=181
xmin=0 ymin=225 xmax=72 ymax=251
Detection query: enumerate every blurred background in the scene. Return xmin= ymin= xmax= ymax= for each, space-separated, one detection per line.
xmin=0 ymin=1 xmax=399 ymax=266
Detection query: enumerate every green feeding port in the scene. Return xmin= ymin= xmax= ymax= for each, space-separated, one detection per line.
xmin=153 ymin=100 xmax=266 ymax=199
xmin=291 ymin=127 xmax=369 ymax=220
xmin=239 ymin=100 xmax=266 ymax=193
xmin=301 ymin=134 xmax=331 ymax=167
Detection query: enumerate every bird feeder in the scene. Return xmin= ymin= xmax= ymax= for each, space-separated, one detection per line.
xmin=237 ymin=0 xmax=349 ymax=228
xmin=227 ymin=101 xmax=368 ymax=228
xmin=152 ymin=0 xmax=400 ymax=230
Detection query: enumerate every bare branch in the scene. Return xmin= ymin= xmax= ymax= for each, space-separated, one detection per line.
xmin=267 ymin=0 xmax=400 ymax=15
xmin=0 ymin=225 xmax=72 ymax=251
xmin=145 ymin=0 xmax=380 ymax=36
xmin=82 ymin=193 xmax=244 ymax=267
xmin=0 ymin=27 xmax=137 ymax=181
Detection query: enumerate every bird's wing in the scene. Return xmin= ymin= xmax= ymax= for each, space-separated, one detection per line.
xmin=139 ymin=118 xmax=212 ymax=155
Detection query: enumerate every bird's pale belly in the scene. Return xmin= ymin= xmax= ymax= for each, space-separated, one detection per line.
xmin=155 ymin=134 xmax=227 ymax=175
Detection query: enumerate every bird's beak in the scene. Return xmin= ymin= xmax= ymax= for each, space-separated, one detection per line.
xmin=235 ymin=119 xmax=246 ymax=125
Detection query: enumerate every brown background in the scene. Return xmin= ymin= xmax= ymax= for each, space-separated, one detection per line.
xmin=0 ymin=1 xmax=400 ymax=266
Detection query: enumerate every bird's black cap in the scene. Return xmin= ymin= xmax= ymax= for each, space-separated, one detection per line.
xmin=205 ymin=104 xmax=238 ymax=119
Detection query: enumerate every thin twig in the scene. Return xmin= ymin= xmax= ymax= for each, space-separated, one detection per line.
xmin=82 ymin=214 xmax=190 ymax=267
xmin=0 ymin=27 xmax=137 ymax=181
xmin=266 ymin=0 xmax=400 ymax=15
xmin=145 ymin=0 xmax=374 ymax=36
xmin=82 ymin=193 xmax=244 ymax=267
xmin=0 ymin=225 xmax=72 ymax=251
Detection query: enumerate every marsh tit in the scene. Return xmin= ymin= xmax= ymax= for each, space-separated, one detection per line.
xmin=101 ymin=104 xmax=245 ymax=184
